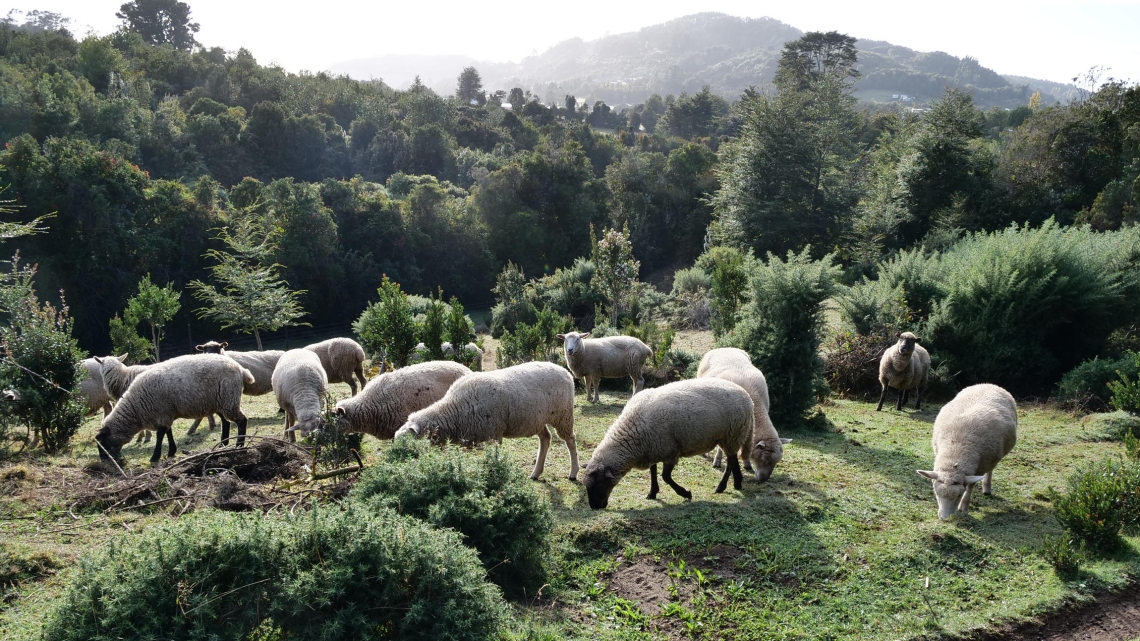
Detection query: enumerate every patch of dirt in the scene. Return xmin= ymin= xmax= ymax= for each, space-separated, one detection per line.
xmin=971 ymin=583 xmax=1140 ymax=641
xmin=608 ymin=558 xmax=678 ymax=616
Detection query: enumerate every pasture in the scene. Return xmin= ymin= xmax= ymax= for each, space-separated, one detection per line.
xmin=1 ymin=376 xmax=1138 ymax=639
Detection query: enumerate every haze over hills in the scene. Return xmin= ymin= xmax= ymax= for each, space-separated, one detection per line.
xmin=330 ymin=12 xmax=1077 ymax=109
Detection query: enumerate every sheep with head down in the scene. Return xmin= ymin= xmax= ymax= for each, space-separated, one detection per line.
xmin=334 ymin=360 xmax=471 ymax=439
xmin=272 ymin=349 xmax=328 ymax=441
xmin=304 ymin=338 xmax=368 ymax=396
xmin=557 ymin=331 xmax=652 ymax=403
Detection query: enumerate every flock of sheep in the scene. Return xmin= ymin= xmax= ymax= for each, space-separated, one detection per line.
xmin=80 ymin=328 xmax=1019 ymax=521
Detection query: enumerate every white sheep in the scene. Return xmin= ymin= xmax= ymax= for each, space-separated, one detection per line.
xmin=917 ymin=383 xmax=1018 ymax=520
xmin=95 ymin=355 xmax=216 ymax=442
xmin=334 ymin=360 xmax=471 ymax=439
xmin=95 ymin=354 xmax=254 ymax=463
xmin=272 ymin=349 xmax=328 ymax=441
xmin=394 ymin=361 xmax=579 ymax=481
xmin=583 ymin=378 xmax=754 ymax=509
xmin=698 ymin=348 xmax=791 ymax=481
xmin=410 ymin=342 xmax=484 ymax=371
xmin=877 ymin=331 xmax=931 ymax=411
xmin=305 ymin=338 xmax=368 ymax=395
xmin=194 ymin=341 xmax=284 ymax=396
xmin=556 ymin=331 xmax=653 ymax=403
xmin=79 ymin=358 xmax=113 ymax=419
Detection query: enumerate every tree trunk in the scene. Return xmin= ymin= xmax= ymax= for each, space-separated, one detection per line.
xmin=254 ymin=328 xmax=263 ymax=351
xmin=151 ymin=323 xmax=160 ymax=362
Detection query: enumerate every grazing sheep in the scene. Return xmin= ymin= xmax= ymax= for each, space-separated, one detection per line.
xmin=95 ymin=354 xmax=254 ymax=463
xmin=394 ymin=361 xmax=579 ymax=481
xmin=79 ymin=358 xmax=113 ymax=419
xmin=410 ymin=342 xmax=484 ymax=371
xmin=877 ymin=332 xmax=931 ymax=411
xmin=917 ymin=383 xmax=1018 ymax=520
xmin=272 ymin=349 xmax=328 ymax=441
xmin=583 ymin=378 xmax=754 ymax=510
xmin=556 ymin=332 xmax=653 ymax=403
xmin=194 ymin=341 xmax=284 ymax=396
xmin=305 ymin=338 xmax=368 ymax=396
xmin=96 ymin=355 xmax=217 ymax=443
xmin=698 ymin=348 xmax=791 ymax=481
xmin=334 ymin=360 xmax=471 ymax=439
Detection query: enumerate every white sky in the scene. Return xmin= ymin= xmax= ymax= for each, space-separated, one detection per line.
xmin=8 ymin=1 xmax=1140 ymax=86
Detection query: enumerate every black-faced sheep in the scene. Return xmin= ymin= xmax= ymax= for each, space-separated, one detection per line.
xmin=917 ymin=383 xmax=1017 ymax=520
xmin=393 ymin=361 xmax=579 ymax=480
xmin=877 ymin=332 xmax=931 ymax=411
xmin=583 ymin=378 xmax=754 ymax=509
xmin=334 ymin=360 xmax=471 ymax=439
xmin=556 ymin=331 xmax=652 ymax=403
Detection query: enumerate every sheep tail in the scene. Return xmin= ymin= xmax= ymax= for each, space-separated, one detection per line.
xmin=241 ymin=368 xmax=255 ymax=386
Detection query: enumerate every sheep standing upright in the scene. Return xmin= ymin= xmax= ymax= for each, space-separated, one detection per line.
xmin=583 ymin=378 xmax=754 ymax=510
xmin=79 ymin=358 xmax=113 ymax=419
xmin=697 ymin=348 xmax=791 ymax=481
xmin=193 ymin=341 xmax=284 ymax=434
xmin=877 ymin=332 xmax=931 ymax=411
xmin=917 ymin=383 xmax=1017 ymax=520
xmin=335 ymin=360 xmax=471 ymax=439
xmin=393 ymin=361 xmax=579 ymax=481
xmin=557 ymin=332 xmax=653 ymax=403
xmin=305 ymin=338 xmax=368 ymax=396
xmin=95 ymin=354 xmax=254 ymax=463
xmin=272 ymin=349 xmax=328 ymax=441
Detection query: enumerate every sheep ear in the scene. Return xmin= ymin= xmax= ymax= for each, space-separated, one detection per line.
xmin=556 ymin=334 xmax=565 ymax=340
xmin=965 ymin=475 xmax=986 ymax=484
xmin=221 ymin=342 xmax=228 ymax=349
xmin=896 ymin=332 xmax=902 ymax=338
xmin=915 ymin=337 xmax=922 ymax=344
xmin=780 ymin=438 xmax=793 ymax=444
xmin=195 ymin=344 xmax=205 ymax=351
xmin=916 ymin=470 xmax=939 ymax=481
xmin=117 ymin=353 xmax=129 ymax=361
xmin=94 ymin=356 xmax=103 ymax=364
xmin=581 ymin=332 xmax=591 ymax=339
xmin=335 ymin=407 xmax=346 ymax=416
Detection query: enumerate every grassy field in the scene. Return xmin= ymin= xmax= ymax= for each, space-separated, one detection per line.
xmin=2 ymin=369 xmax=1139 ymax=639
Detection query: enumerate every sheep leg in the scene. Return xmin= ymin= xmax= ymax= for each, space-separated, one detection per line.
xmin=285 ymin=412 xmax=296 ymax=444
xmin=876 ymin=385 xmax=888 ymax=411
xmin=353 ymin=366 xmax=367 ymax=395
xmin=982 ymin=471 xmax=993 ymax=496
xmin=740 ymin=446 xmax=754 ymax=473
xmin=647 ymin=464 xmax=660 ymax=499
xmin=186 ymin=417 xmax=203 ymax=435
xmin=915 ymin=385 xmax=924 ymax=411
xmin=552 ymin=422 xmax=579 ymax=481
xmin=347 ymin=376 xmax=358 ymax=397
xmin=959 ymin=482 xmax=977 ymax=515
xmin=661 ymin=461 xmax=692 ymax=500
xmin=166 ymin=426 xmax=177 ymax=458
xmin=729 ymin=452 xmax=743 ymax=490
xmin=149 ymin=427 xmax=165 ymax=463
xmin=712 ymin=446 xmax=725 ymax=470
xmin=235 ymin=416 xmax=248 ymax=448
xmin=530 ymin=426 xmax=551 ymax=480
xmin=209 ymin=414 xmax=217 ymax=430
xmin=631 ymin=373 xmax=645 ymax=395
xmin=220 ymin=417 xmax=231 ymax=446
xmin=101 ymin=402 xmax=112 ymax=419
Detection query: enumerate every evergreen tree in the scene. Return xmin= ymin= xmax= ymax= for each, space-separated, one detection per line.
xmin=456 ymin=67 xmax=485 ymax=105
xmin=116 ymin=0 xmax=200 ymax=51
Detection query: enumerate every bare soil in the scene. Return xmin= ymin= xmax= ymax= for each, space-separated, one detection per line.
xmin=971 ymin=583 xmax=1140 ymax=641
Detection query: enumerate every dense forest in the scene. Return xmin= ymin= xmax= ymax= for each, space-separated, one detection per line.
xmin=0 ymin=6 xmax=1137 ymax=365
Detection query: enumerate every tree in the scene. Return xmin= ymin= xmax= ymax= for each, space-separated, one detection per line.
xmin=108 ymin=314 xmax=152 ymax=364
xmin=353 ymin=276 xmax=418 ymax=368
xmin=508 ymin=88 xmax=525 ymax=111
xmin=590 ymin=223 xmax=640 ymax=326
xmin=125 ymin=274 xmax=181 ymax=362
xmin=116 ymin=0 xmax=200 ymax=51
xmin=189 ymin=213 xmax=307 ymax=350
xmin=775 ymin=31 xmax=859 ymax=89
xmin=456 ymin=67 xmax=485 ymax=106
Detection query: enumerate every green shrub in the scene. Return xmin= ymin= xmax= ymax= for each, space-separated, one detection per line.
xmin=1052 ymin=457 xmax=1140 ymax=551
xmin=1109 ymin=351 xmax=1140 ymax=416
xmin=495 ymin=306 xmax=571 ymax=369
xmin=698 ymin=246 xmax=750 ymax=338
xmin=1038 ymin=534 xmax=1084 ymax=578
xmin=354 ymin=275 xmax=418 ymax=367
xmin=107 ymin=314 xmax=152 ymax=363
xmin=416 ymin=290 xmax=447 ymax=360
xmin=351 ymin=438 xmax=553 ymax=597
xmin=490 ymin=262 xmax=535 ymax=338
xmin=671 ymin=266 xmax=710 ymax=295
xmin=1056 ymin=354 xmax=1140 ymax=412
xmin=726 ymin=248 xmax=839 ymax=427
xmin=44 ymin=505 xmax=504 ymax=641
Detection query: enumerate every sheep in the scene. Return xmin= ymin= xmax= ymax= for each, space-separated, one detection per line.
xmin=334 ymin=360 xmax=471 ymax=439
xmin=876 ymin=331 xmax=931 ymax=411
xmin=556 ymin=331 xmax=653 ymax=403
xmin=697 ymin=348 xmax=791 ymax=481
xmin=194 ymin=341 xmax=284 ymax=396
xmin=583 ymin=377 xmax=754 ymax=510
xmin=96 ymin=355 xmax=218 ymax=441
xmin=305 ymin=338 xmax=368 ymax=395
xmin=410 ymin=342 xmax=484 ymax=371
xmin=272 ymin=349 xmax=328 ymax=441
xmin=916 ymin=383 xmax=1017 ymax=520
xmin=393 ymin=361 xmax=579 ymax=481
xmin=79 ymin=358 xmax=113 ymax=419
xmin=95 ymin=354 xmax=254 ymax=463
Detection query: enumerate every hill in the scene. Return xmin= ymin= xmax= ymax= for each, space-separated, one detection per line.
xmin=331 ymin=12 xmax=1076 ymax=109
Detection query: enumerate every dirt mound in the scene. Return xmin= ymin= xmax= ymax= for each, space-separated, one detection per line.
xmin=973 ymin=583 xmax=1140 ymax=641
xmin=169 ymin=439 xmax=308 ymax=482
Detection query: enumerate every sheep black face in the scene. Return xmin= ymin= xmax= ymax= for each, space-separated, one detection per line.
xmin=583 ymin=461 xmax=621 ymax=510
xmin=94 ymin=429 xmax=122 ymax=461
xmin=895 ymin=332 xmax=921 ymax=357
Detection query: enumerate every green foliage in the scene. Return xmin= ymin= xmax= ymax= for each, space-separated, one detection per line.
xmin=353 ymin=275 xmax=418 ymax=367
xmin=697 ymin=246 xmax=750 ymax=338
xmin=0 ymin=256 xmax=86 ymax=454
xmin=308 ymin=393 xmax=364 ymax=470
xmin=1056 ymin=354 xmax=1140 ymax=412
xmin=351 ymin=438 xmax=553 ymax=597
xmin=1038 ymin=534 xmax=1084 ymax=578
xmin=495 ymin=306 xmax=572 ymax=369
xmin=1051 ymin=456 xmax=1140 ymax=551
xmin=107 ymin=314 xmax=152 ymax=364
xmin=124 ymin=273 xmax=180 ymax=361
xmin=44 ymin=504 xmax=505 ymax=641
xmin=726 ymin=248 xmax=840 ymax=426
xmin=444 ymin=297 xmax=477 ymax=366
xmin=417 ymin=289 xmax=447 ymax=360
xmin=590 ymin=223 xmax=640 ymax=326
xmin=621 ymin=319 xmax=674 ymax=370
xmin=490 ymin=262 xmax=535 ymax=338
xmin=1108 ymin=351 xmax=1140 ymax=416
xmin=116 ymin=0 xmax=201 ymax=51
xmin=190 ymin=212 xmax=307 ymax=351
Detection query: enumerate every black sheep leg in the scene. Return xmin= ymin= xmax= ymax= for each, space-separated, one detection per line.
xmin=662 ymin=461 xmax=692 ymax=500
xmin=647 ymin=464 xmax=660 ymax=499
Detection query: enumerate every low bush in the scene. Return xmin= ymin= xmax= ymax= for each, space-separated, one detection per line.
xmin=824 ymin=329 xmax=895 ymax=400
xmin=1051 ymin=456 xmax=1140 ymax=551
xmin=44 ymin=505 xmax=504 ymax=641
xmin=494 ymin=306 xmax=572 ymax=369
xmin=1056 ymin=354 xmax=1140 ymax=412
xmin=1038 ymin=534 xmax=1085 ymax=578
xmin=351 ymin=438 xmax=553 ymax=598
xmin=1109 ymin=351 xmax=1140 ymax=416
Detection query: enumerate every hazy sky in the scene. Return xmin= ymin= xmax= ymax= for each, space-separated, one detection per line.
xmin=9 ymin=1 xmax=1139 ymax=85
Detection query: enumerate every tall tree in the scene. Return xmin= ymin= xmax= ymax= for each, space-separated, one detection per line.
xmin=590 ymin=223 xmax=640 ymax=326
xmin=116 ymin=0 xmax=200 ymax=51
xmin=189 ymin=213 xmax=307 ymax=350
xmin=456 ymin=67 xmax=485 ymax=105
xmin=775 ymin=31 xmax=859 ymax=89
xmin=125 ymin=274 xmax=181 ymax=362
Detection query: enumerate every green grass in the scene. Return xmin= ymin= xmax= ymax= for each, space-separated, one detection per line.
xmin=2 ymin=384 xmax=1138 ymax=640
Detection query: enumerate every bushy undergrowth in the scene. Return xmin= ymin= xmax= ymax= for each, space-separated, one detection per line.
xmin=1052 ymin=456 xmax=1140 ymax=551
xmin=44 ymin=505 xmax=504 ymax=641
xmin=495 ymin=306 xmax=572 ymax=368
xmin=351 ymin=438 xmax=553 ymax=597
xmin=726 ymin=248 xmax=839 ymax=427
xmin=1109 ymin=351 xmax=1140 ymax=416
xmin=1038 ymin=534 xmax=1084 ymax=578
xmin=1056 ymin=354 xmax=1140 ymax=412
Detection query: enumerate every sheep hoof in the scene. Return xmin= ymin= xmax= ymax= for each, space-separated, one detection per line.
xmin=647 ymin=491 xmax=658 ymax=500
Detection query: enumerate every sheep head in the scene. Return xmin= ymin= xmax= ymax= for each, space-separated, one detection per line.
xmin=895 ymin=332 xmax=921 ymax=356
xmin=749 ymin=437 xmax=793 ymax=482
xmin=583 ymin=459 xmax=622 ymax=510
xmin=556 ymin=331 xmax=591 ymax=358
xmin=195 ymin=341 xmax=228 ymax=354
xmin=917 ymin=469 xmax=984 ymax=520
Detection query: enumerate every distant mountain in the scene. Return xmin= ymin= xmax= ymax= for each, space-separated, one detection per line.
xmin=330 ymin=13 xmax=1076 ymax=109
